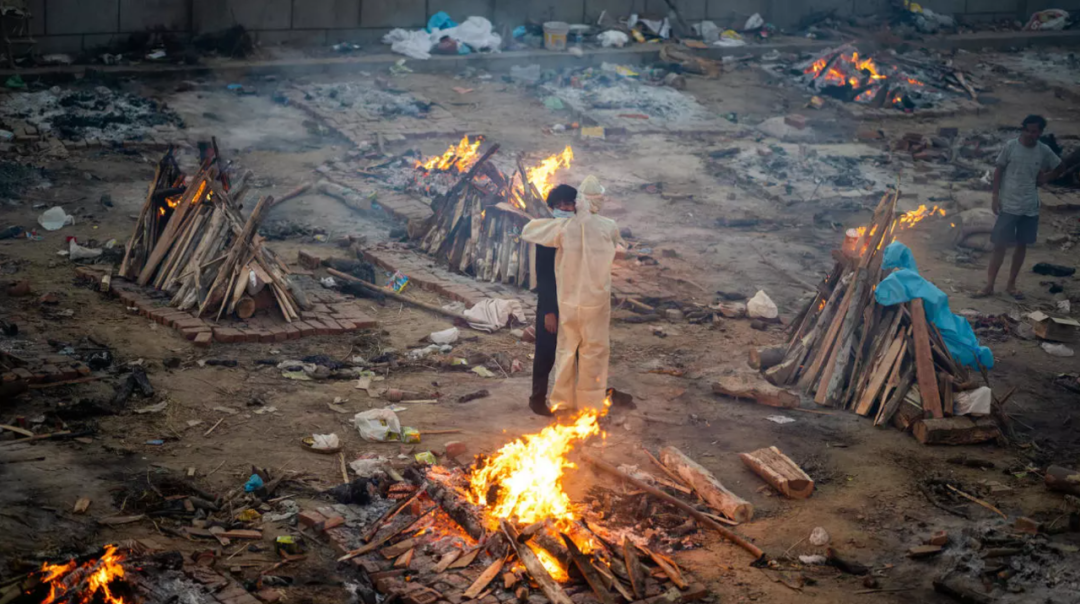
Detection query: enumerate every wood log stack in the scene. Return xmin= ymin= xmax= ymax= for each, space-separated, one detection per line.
xmin=764 ymin=188 xmax=992 ymax=444
xmin=331 ymin=473 xmax=712 ymax=604
xmin=414 ymin=145 xmax=552 ymax=288
xmin=119 ymin=147 xmax=304 ymax=322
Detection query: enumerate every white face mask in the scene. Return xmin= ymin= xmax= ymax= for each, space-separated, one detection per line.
xmin=552 ymin=209 xmax=574 ymax=219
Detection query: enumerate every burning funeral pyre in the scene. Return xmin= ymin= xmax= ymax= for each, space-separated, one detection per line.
xmin=119 ymin=143 xmax=304 ymax=323
xmin=406 ymin=138 xmax=573 ymax=287
xmin=760 ymin=189 xmax=1001 ymax=445
xmin=328 ymin=406 xmax=764 ymax=604
xmin=791 ymin=44 xmax=979 ymax=109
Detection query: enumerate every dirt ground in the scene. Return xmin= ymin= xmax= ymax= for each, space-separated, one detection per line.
xmin=2 ymin=44 xmax=1080 ymax=604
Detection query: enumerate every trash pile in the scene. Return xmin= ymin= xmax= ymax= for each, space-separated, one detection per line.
xmin=382 ymin=12 xmax=502 ymax=60
xmin=742 ymin=189 xmax=1001 ymax=446
xmin=768 ymin=44 xmax=979 ymax=110
xmin=0 ymin=85 xmax=183 ymax=142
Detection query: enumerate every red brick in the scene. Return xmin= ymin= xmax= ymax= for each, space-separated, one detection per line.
xmin=784 ymin=114 xmax=808 ymax=130
xmin=174 ymin=317 xmax=206 ymax=330
xmin=351 ymin=314 xmax=377 ymax=329
xmin=297 ymin=249 xmax=322 ymax=270
xmin=257 ymin=330 xmax=276 ymax=344
xmin=444 ymin=441 xmax=468 ymax=458
xmin=283 ymin=324 xmax=301 ymax=340
xmin=321 ymin=318 xmax=344 ymax=334
xmin=213 ymin=327 xmax=243 ymax=343
xmin=182 ymin=326 xmax=212 ymax=341
xmin=298 ymin=510 xmax=327 ymax=529
xmin=334 ymin=319 xmax=357 ymax=331
xmin=294 ymin=322 xmax=317 ymax=338
xmin=193 ymin=332 xmax=213 ymax=347
xmin=271 ymin=325 xmax=290 ymax=343
xmin=318 ymin=515 xmax=345 ymax=532
xmin=305 ymin=320 xmax=327 ymax=336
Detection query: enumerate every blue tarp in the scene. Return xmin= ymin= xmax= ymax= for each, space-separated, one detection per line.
xmin=875 ymin=242 xmax=994 ymax=369
xmin=426 ymin=11 xmax=457 ymax=32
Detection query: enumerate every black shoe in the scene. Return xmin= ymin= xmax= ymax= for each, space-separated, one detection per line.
xmin=529 ymin=397 xmax=553 ymax=417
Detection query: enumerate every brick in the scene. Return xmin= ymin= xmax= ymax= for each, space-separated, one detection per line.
xmin=258 ymin=330 xmax=276 ymax=344
xmin=333 ymin=318 xmax=357 ymax=331
xmin=268 ymin=325 xmax=289 ymax=343
xmin=321 ymin=318 xmax=344 ymax=334
xmin=857 ymin=129 xmax=883 ymax=141
xmin=306 ymin=320 xmax=329 ymax=336
xmin=1014 ymin=517 xmax=1040 ymax=534
xmin=318 ymin=515 xmax=346 ymax=532
xmin=784 ymin=114 xmax=808 ymax=130
xmin=174 ymin=317 xmax=206 ymax=330
xmin=213 ymin=327 xmax=244 ymax=343
xmin=294 ymin=322 xmax=317 ymax=338
xmin=284 ymin=324 xmax=301 ymax=340
xmin=444 ymin=441 xmax=468 ymax=458
xmin=193 ymin=332 xmax=213 ymax=347
xmin=182 ymin=327 xmax=212 ymax=341
xmin=927 ymin=530 xmax=949 ymax=546
xmin=298 ymin=510 xmax=327 ymax=528
xmin=298 ymin=249 xmax=322 ymax=270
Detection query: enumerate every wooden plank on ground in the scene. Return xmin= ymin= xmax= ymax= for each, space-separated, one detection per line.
xmin=739 ymin=446 xmax=814 ymax=499
xmin=912 ymin=417 xmax=1001 ymax=445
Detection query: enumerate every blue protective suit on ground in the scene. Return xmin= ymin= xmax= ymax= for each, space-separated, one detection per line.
xmin=874 ymin=242 xmax=994 ymax=369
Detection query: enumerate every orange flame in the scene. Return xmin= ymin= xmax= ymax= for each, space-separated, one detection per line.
xmin=417 ymin=135 xmax=483 ymax=173
xmin=897 ymin=204 xmax=946 ymax=229
xmin=468 ymin=406 xmax=603 ymax=531
xmin=36 ymin=545 xmax=129 ymax=604
xmin=846 ymin=206 xmax=946 ymax=256
xmin=531 ymin=543 xmax=569 ymax=582
xmin=525 ymin=146 xmax=574 ymax=199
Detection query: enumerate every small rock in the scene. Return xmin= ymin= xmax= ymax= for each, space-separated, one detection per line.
xmin=6 ymin=280 xmax=31 ymax=297
xmin=927 ymin=531 xmax=948 ymax=546
xmin=907 ymin=545 xmax=943 ymax=559
xmin=163 ymin=357 xmax=182 ymax=369
xmin=863 ymin=577 xmax=879 ymax=589
xmin=750 ymin=319 xmax=768 ymax=331
xmin=38 ymin=292 xmax=59 ymax=305
xmin=100 ymin=193 xmax=113 ymax=208
xmin=444 ymin=441 xmax=468 ymax=458
xmin=809 ymin=527 xmax=829 ymax=546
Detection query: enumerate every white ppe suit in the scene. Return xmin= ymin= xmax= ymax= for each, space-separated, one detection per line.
xmin=521 ymin=198 xmax=622 ymax=412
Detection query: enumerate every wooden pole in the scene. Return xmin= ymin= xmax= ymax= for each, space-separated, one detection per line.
xmin=326 ymin=268 xmax=472 ymax=325
xmin=911 ymin=298 xmax=944 ymax=418
xmin=582 ymin=453 xmax=765 ymax=561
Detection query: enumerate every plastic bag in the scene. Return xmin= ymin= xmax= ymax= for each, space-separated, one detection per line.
xmin=747 ymin=290 xmax=778 ymax=319
xmin=352 ymin=408 xmax=402 ymax=442
xmin=954 ymin=387 xmax=991 ymax=416
xmin=598 ymin=30 xmax=629 ymax=48
xmin=427 ymin=11 xmax=457 ymax=32
xmin=68 ymin=239 xmax=102 ymax=261
xmin=1042 ymin=342 xmax=1075 ymax=357
xmin=430 ymin=327 xmax=459 ymax=344
xmin=1025 ymin=9 xmax=1069 ymax=31
xmin=311 ymin=433 xmax=340 ymax=450
xmin=383 ymin=28 xmax=434 ymax=60
xmin=464 ymin=298 xmax=527 ymax=332
xmin=744 ymin=13 xmax=764 ymax=30
xmin=697 ymin=21 xmax=720 ymax=44
xmin=38 ymin=206 xmax=74 ymax=231
xmin=448 ymin=17 xmax=502 ymax=51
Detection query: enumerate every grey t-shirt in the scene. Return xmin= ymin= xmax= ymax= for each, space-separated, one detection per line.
xmin=995 ymin=138 xmax=1061 ymax=216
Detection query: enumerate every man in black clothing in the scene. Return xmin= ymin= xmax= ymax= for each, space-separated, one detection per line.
xmin=529 ymin=184 xmax=578 ymax=417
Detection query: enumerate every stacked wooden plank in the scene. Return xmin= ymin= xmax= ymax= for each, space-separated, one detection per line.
xmin=414 ymin=145 xmax=552 ymax=287
xmin=119 ymin=148 xmax=304 ymax=323
xmin=766 ymin=189 xmax=988 ymax=442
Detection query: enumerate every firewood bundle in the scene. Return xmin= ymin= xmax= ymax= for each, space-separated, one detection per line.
xmin=119 ymin=148 xmax=304 ymax=322
xmin=767 ymin=189 xmax=974 ymax=431
xmin=415 ymin=145 xmax=552 ymax=286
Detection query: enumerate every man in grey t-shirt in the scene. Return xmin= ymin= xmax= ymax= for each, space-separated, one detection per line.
xmin=977 ymin=115 xmax=1066 ymax=299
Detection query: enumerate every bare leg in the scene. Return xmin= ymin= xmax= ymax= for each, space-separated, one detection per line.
xmin=1005 ymin=244 xmax=1027 ymax=296
xmin=979 ymin=245 xmax=1008 ymax=296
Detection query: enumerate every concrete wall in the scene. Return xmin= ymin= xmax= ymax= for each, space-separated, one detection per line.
xmin=27 ymin=0 xmax=1080 ymax=54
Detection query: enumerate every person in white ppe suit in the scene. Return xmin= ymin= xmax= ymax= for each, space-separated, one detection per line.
xmin=522 ymin=178 xmax=622 ymax=414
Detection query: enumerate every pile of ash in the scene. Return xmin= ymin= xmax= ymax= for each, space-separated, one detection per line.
xmin=0 ymin=85 xmax=183 ymax=142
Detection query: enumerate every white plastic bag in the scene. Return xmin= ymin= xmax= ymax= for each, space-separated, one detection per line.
xmin=697 ymin=21 xmax=720 ymax=44
xmin=747 ymin=290 xmax=778 ymax=319
xmin=38 ymin=206 xmax=74 ymax=231
xmin=430 ymin=327 xmax=460 ymax=344
xmin=352 ymin=409 xmax=402 ymax=442
xmin=464 ymin=298 xmax=526 ymax=332
xmin=598 ymin=30 xmax=629 ymax=48
xmin=953 ymin=387 xmax=992 ymax=417
xmin=1025 ymin=9 xmax=1069 ymax=31
xmin=68 ymin=239 xmax=102 ymax=261
xmin=383 ymin=28 xmax=434 ymax=60
xmin=1042 ymin=342 xmax=1075 ymax=357
xmin=349 ymin=456 xmax=390 ymax=477
xmin=311 ymin=433 xmax=340 ymax=450
xmin=744 ymin=13 xmax=764 ymax=30
xmin=447 ymin=17 xmax=502 ymax=51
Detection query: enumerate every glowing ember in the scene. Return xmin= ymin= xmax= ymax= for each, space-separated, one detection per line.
xmin=417 ymin=135 xmax=483 ymax=173
xmin=468 ymin=407 xmax=602 ymax=533
xmin=36 ymin=545 xmax=130 ymax=604
xmin=531 ymin=543 xmax=570 ymax=582
xmin=525 ymin=146 xmax=574 ymax=199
